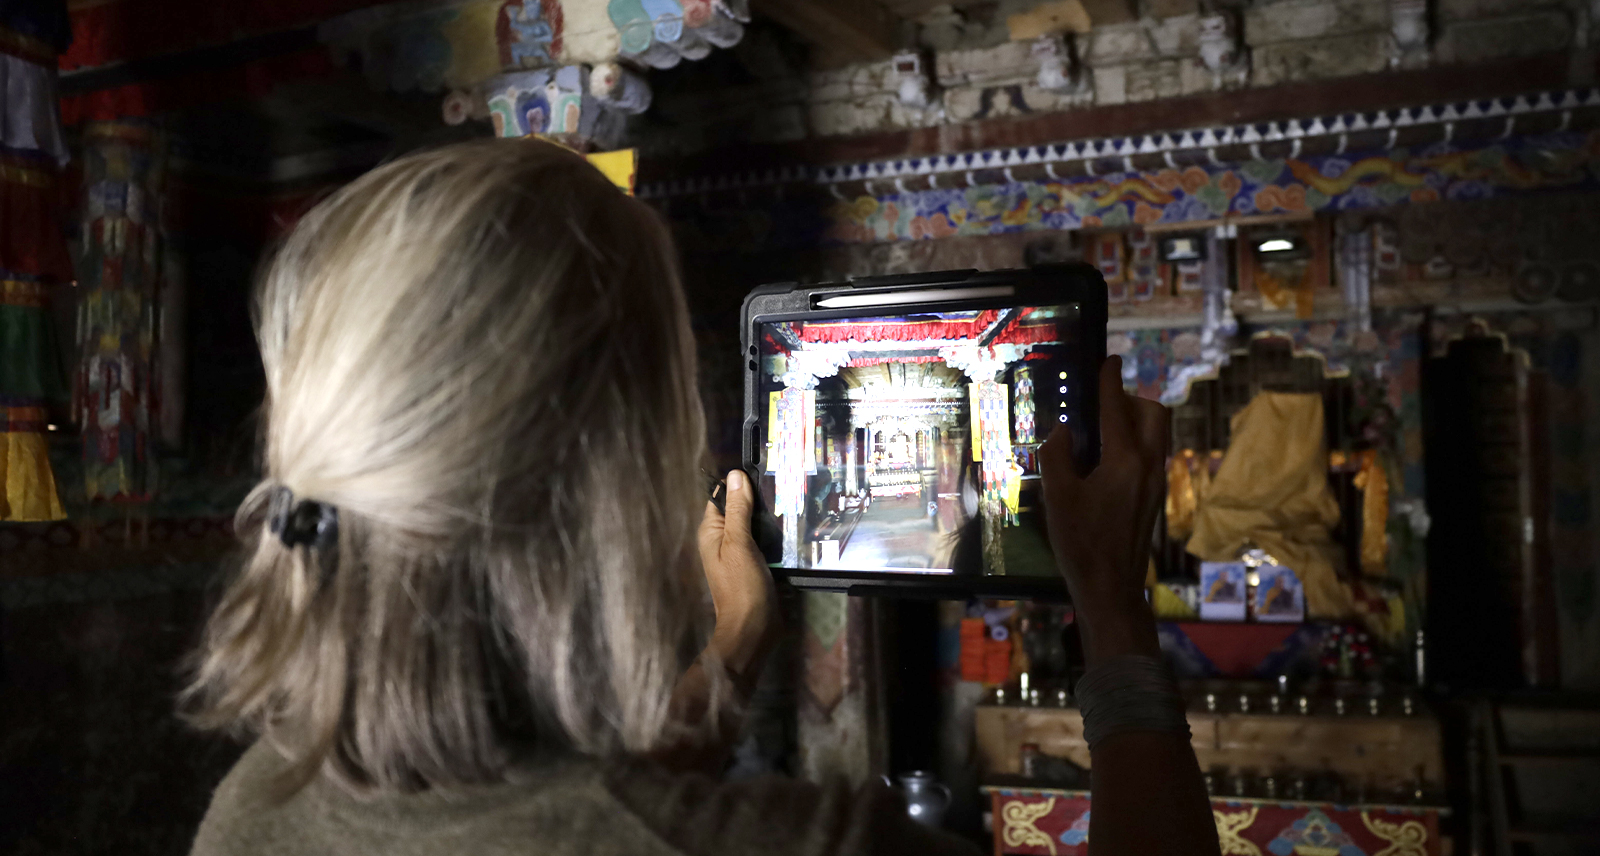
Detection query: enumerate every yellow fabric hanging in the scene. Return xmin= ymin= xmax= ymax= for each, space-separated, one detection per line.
xmin=1352 ymin=449 xmax=1389 ymax=577
xmin=585 ymin=149 xmax=637 ymax=195
xmin=1 ymin=406 xmax=66 ymax=521
xmin=1166 ymin=449 xmax=1199 ymax=541
xmin=1187 ymin=392 xmax=1355 ymax=619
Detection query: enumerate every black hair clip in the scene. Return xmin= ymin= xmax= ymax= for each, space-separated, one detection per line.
xmin=267 ymin=485 xmax=340 ymax=551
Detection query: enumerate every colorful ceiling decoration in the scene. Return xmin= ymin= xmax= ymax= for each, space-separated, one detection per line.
xmin=58 ymin=0 xmax=748 ymax=147
xmin=492 ymin=0 xmax=751 ymax=73
xmin=604 ymin=0 xmax=747 ymax=70
xmin=478 ymin=0 xmax=748 ymax=141
xmin=323 ymin=0 xmax=750 ymax=113
xmin=321 ymin=0 xmax=750 ymax=140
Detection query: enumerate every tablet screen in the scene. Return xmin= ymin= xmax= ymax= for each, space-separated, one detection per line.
xmin=753 ymin=304 xmax=1084 ymax=576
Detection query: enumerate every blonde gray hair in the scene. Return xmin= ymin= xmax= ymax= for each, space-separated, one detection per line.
xmin=183 ymin=139 xmax=711 ymax=795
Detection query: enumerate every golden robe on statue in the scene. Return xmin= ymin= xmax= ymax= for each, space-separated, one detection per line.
xmin=1186 ymin=392 xmax=1354 ymax=619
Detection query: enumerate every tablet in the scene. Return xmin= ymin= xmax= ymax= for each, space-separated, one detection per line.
xmin=740 ymin=264 xmax=1107 ymax=599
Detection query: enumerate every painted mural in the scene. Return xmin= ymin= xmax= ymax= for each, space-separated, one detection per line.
xmin=823 ymin=133 xmax=1600 ymax=245
xmin=485 ymin=65 xmax=616 ymax=141
xmin=672 ymin=132 xmax=1600 ymax=254
xmin=497 ymin=0 xmax=563 ymax=69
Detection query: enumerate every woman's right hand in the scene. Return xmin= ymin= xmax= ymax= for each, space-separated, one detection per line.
xmin=696 ymin=469 xmax=778 ymax=686
xmin=1038 ymin=355 xmax=1170 ymax=664
xmin=1042 ymin=358 xmax=1219 ymax=856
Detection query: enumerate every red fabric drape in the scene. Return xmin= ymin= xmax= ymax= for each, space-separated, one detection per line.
xmin=167 ymin=176 xmax=329 ymax=243
xmin=60 ymin=0 xmax=394 ymax=70
xmin=797 ymin=310 xmax=1001 ymax=344
xmin=796 ymin=313 xmax=1060 ymax=347
xmin=993 ymin=324 xmax=1060 ymax=346
xmin=0 ymin=151 xmax=73 ymax=280
xmin=59 ymin=46 xmax=337 ymax=126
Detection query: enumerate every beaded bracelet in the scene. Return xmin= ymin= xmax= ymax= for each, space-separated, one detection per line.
xmin=1076 ymin=655 xmax=1191 ymax=750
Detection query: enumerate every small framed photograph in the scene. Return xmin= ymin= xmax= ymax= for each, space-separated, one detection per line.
xmin=1199 ymin=561 xmax=1247 ymax=621
xmin=1158 ymin=233 xmax=1207 ymax=263
xmin=1254 ymin=565 xmax=1305 ymax=623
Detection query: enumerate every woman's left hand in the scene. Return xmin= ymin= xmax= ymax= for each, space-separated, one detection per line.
xmin=696 ymin=469 xmax=778 ymax=684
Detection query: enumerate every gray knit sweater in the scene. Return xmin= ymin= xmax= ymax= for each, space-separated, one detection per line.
xmin=189 ymin=742 xmax=980 ymax=856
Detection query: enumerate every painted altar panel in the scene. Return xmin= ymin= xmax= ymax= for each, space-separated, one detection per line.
xmin=986 ymin=789 xmax=1444 ymax=856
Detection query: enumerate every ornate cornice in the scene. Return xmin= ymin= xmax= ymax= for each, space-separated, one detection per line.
xmin=641 ymin=87 xmax=1597 ymax=200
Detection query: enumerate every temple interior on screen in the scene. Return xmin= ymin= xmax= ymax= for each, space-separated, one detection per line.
xmin=758 ymin=307 xmax=1074 ymax=575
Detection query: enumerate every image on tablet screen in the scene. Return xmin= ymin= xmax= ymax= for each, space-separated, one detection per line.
xmin=754 ymin=305 xmax=1083 ymax=576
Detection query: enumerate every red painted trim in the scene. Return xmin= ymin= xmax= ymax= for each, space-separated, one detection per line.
xmin=0 ymin=170 xmax=73 ymax=281
xmin=990 ymin=792 xmax=1004 ymax=856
